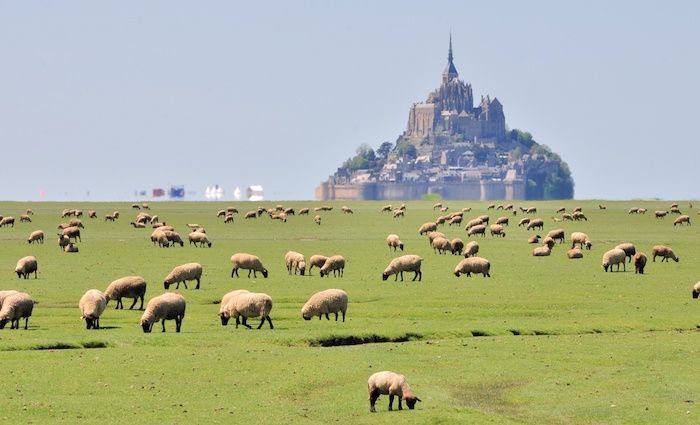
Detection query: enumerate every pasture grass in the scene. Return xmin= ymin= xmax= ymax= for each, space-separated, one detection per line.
xmin=0 ymin=199 xmax=698 ymax=424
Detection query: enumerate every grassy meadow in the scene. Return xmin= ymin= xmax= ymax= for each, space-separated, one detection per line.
xmin=0 ymin=199 xmax=698 ymax=424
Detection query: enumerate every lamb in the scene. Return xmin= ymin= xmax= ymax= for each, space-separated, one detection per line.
xmin=495 ymin=216 xmax=509 ymax=226
xmin=0 ymin=216 xmax=15 ymax=227
xmin=418 ymin=222 xmax=437 ymax=235
xmin=230 ymin=253 xmax=268 ymax=278
xmin=220 ymin=291 xmax=273 ymax=329
xmin=450 ymin=238 xmax=464 ymax=255
xmin=386 ymin=234 xmax=404 ymax=252
xmin=319 ymin=255 xmax=346 ymax=277
xmin=692 ymin=282 xmax=700 ymax=299
xmin=673 ymin=215 xmax=691 ymax=226
xmin=140 ymin=292 xmax=186 ymax=333
xmin=571 ymin=232 xmax=592 ymax=250
xmin=368 ymin=371 xmax=421 ymax=412
xmin=188 ymin=231 xmax=212 ymax=247
xmin=431 ymin=236 xmax=452 ymax=254
xmin=651 ymin=245 xmax=679 ymax=262
xmin=454 ymin=256 xmax=491 ymax=277
xmin=489 ymin=224 xmax=506 ymax=237
xmin=27 ymin=230 xmax=44 ymax=244
xmin=302 ymin=288 xmax=348 ymax=321
xmin=0 ymin=292 xmax=34 ymax=330
xmin=467 ymin=224 xmax=486 ymax=237
xmin=526 ymin=218 xmax=544 ymax=230
xmin=79 ymin=289 xmax=107 ymax=329
xmin=532 ymin=245 xmax=551 ymax=257
xmin=634 ymin=252 xmax=647 ymax=274
xmin=64 ymin=243 xmax=79 ymax=253
xmin=546 ymin=228 xmax=565 ymax=244
xmin=217 ymin=289 xmax=250 ymax=325
xmin=567 ymin=248 xmax=583 ymax=259
xmin=15 ymin=256 xmax=38 ymax=279
xmin=104 ymin=276 xmax=147 ymax=309
xmin=602 ymin=248 xmax=627 ymax=272
xmin=463 ymin=241 xmax=479 ymax=258
xmin=308 ymin=255 xmax=328 ymax=275
xmin=528 ymin=234 xmax=541 ymax=244
xmin=284 ymin=251 xmax=306 ymax=275
xmin=382 ymin=255 xmax=422 ymax=281
xmin=164 ymin=262 xmax=203 ymax=289
xmin=314 ymin=215 xmax=322 ymax=225
xmin=518 ymin=217 xmax=530 ymax=227
xmin=615 ymin=243 xmax=636 ymax=263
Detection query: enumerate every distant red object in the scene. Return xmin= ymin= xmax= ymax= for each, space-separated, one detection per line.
xmin=152 ymin=188 xmax=165 ymax=197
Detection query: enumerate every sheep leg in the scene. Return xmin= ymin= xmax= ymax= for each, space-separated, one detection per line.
xmin=341 ymin=310 xmax=346 ymax=322
xmin=182 ymin=281 xmax=188 ymax=289
xmin=324 ymin=313 xmax=330 ymax=320
xmin=95 ymin=317 xmax=100 ymax=329
xmin=116 ymin=298 xmax=123 ymax=309
xmin=334 ymin=312 xmax=338 ymax=321
xmin=399 ymin=271 xmax=403 ymax=281
xmin=231 ymin=268 xmax=238 ymax=278
xmin=369 ymin=388 xmax=380 ymax=412
xmin=265 ymin=316 xmax=273 ymax=329
xmin=176 ymin=317 xmax=182 ymax=333
xmin=161 ymin=319 xmax=166 ymax=333
xmin=195 ymin=277 xmax=200 ymax=290
xmin=388 ymin=395 xmax=394 ymax=411
xmin=398 ymin=396 xmax=403 ymax=410
xmin=12 ymin=319 xmax=19 ymax=329
xmin=129 ymin=297 xmax=138 ymax=309
xmin=241 ymin=317 xmax=252 ymax=329
xmin=622 ymin=261 xmax=626 ymax=272
xmin=248 ymin=269 xmax=252 ymax=278
xmin=138 ymin=296 xmax=144 ymax=310
xmin=413 ymin=270 xmax=421 ymax=282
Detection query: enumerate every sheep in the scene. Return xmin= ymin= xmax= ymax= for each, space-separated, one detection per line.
xmin=542 ymin=236 xmax=556 ymax=249
xmin=461 ymin=207 xmax=472 ymax=212
xmin=314 ymin=215 xmax=322 ymax=225
xmin=487 ymin=203 xmax=495 ymax=210
xmin=495 ymin=216 xmax=509 ymax=226
xmin=670 ymin=206 xmax=681 ymax=214
xmin=231 ymin=253 xmax=268 ymax=278
xmin=0 ymin=216 xmax=15 ymax=227
xmin=567 ymin=248 xmax=583 ymax=259
xmin=64 ymin=243 xmax=79 ymax=253
xmin=284 ymin=208 xmax=295 ymax=215
xmin=634 ymin=252 xmax=647 ymax=274
xmin=602 ymin=248 xmax=627 ymax=272
xmin=284 ymin=251 xmax=306 ymax=275
xmin=651 ymin=245 xmax=679 ymax=262
xmin=150 ymin=229 xmax=167 ymax=246
xmin=432 ymin=202 xmax=443 ymax=210
xmin=194 ymin=226 xmax=206 ymax=234
xmin=15 ymin=256 xmax=38 ymax=279
xmin=655 ymin=210 xmax=668 ymax=219
xmin=673 ymin=215 xmax=691 ymax=226
xmin=570 ymin=232 xmax=592 ymax=250
xmin=320 ymin=255 xmax=346 ymax=277
xmin=62 ymin=226 xmax=81 ymax=242
xmin=546 ymin=228 xmax=565 ymax=244
xmin=25 ymin=209 xmax=34 ymax=215
xmin=58 ymin=234 xmax=71 ymax=250
xmin=525 ymin=207 xmax=537 ymax=214
xmin=465 ymin=218 xmax=483 ymax=230
xmin=398 ymin=203 xmax=406 ymax=211
xmin=692 ymin=282 xmax=700 ymax=299
xmin=244 ymin=211 xmax=257 ymax=219
xmin=104 ymin=276 xmax=147 ymax=310
xmin=382 ymin=255 xmax=422 ymax=281
xmin=477 ymin=214 xmax=490 ymax=224
xmin=104 ymin=214 xmax=116 ymax=221
xmin=221 ymin=291 xmax=273 ymax=329
xmin=164 ymin=230 xmax=184 ymax=247
xmin=368 ymin=371 xmax=421 ymax=412
xmin=440 ymin=206 xmax=449 ymax=212
xmin=217 ymin=289 xmax=250 ymax=325
xmin=216 ymin=209 xmax=226 ymax=218
xmin=418 ymin=222 xmax=437 ymax=235
xmin=526 ymin=218 xmax=544 ymax=230
xmin=463 ymin=241 xmax=479 ymax=258
xmin=427 ymin=231 xmax=446 ymax=247
xmin=224 ymin=214 xmax=234 ymax=224
xmin=430 ymin=236 xmax=451 ymax=254
xmin=615 ymin=243 xmax=636 ymax=263
xmin=435 ymin=215 xmax=448 ymax=226
xmin=130 ymin=221 xmax=146 ymax=228
xmin=450 ymin=238 xmax=464 ymax=255
xmin=386 ymin=234 xmax=404 ymax=252
xmin=598 ymin=204 xmax=607 ymax=210
xmin=518 ymin=218 xmax=530 ymax=227
xmin=467 ymin=224 xmax=486 ymax=237
xmin=164 ymin=262 xmax=203 ymax=289
xmin=88 ymin=210 xmax=97 ymax=218
xmin=188 ymin=231 xmax=212 ymax=248
xmin=489 ymin=224 xmax=506 ymax=237
xmin=0 ymin=292 xmax=34 ymax=330
xmin=628 ymin=207 xmax=639 ymax=214
xmin=302 ymin=288 xmax=348 ymax=321
xmin=528 ymin=234 xmax=541 ymax=244
xmin=555 ymin=207 xmax=566 ymax=213
xmin=132 ymin=203 xmax=141 ymax=209
xmin=0 ymin=290 xmax=19 ymax=310
xmin=532 ymin=245 xmax=551 ymax=257
xmin=298 ymin=207 xmax=310 ymax=215
xmin=27 ymin=230 xmax=44 ymax=244
xmin=392 ymin=209 xmax=404 ymax=218
xmin=572 ymin=212 xmax=588 ymax=221
xmin=454 ymin=256 xmax=491 ymax=277
xmin=638 ymin=208 xmax=647 ymax=214
xmin=226 ymin=206 xmax=239 ymax=214
xmin=562 ymin=213 xmax=573 ymax=221
xmin=79 ymin=289 xmax=107 ymax=329
xmin=270 ymin=213 xmax=287 ymax=222
xmin=448 ymin=215 xmax=463 ymax=226
xmin=140 ymin=292 xmax=186 ymax=333
xmin=573 ymin=207 xmax=583 ymax=213
xmin=19 ymin=214 xmax=31 ymax=222
xmin=341 ymin=206 xmax=354 ymax=214
xmin=381 ymin=205 xmax=393 ymax=212
xmin=308 ymin=255 xmax=328 ymax=275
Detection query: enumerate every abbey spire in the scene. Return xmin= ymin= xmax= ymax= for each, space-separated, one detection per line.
xmin=442 ymin=33 xmax=459 ymax=83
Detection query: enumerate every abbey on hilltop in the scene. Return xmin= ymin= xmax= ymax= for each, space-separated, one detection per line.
xmin=315 ymin=36 xmax=573 ymax=201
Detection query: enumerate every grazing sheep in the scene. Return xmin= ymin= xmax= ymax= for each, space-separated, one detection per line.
xmin=244 ymin=211 xmax=257 ymax=219
xmin=542 ymin=237 xmax=556 ymax=249
xmin=27 ymin=230 xmax=44 ymax=244
xmin=461 ymin=207 xmax=472 ymax=212
xmin=284 ymin=208 xmax=295 ymax=215
xmin=463 ymin=241 xmax=479 ymax=258
xmin=0 ymin=292 xmax=34 ymax=330
xmin=489 ymin=224 xmax=506 ymax=237
xmin=418 ymin=222 xmax=437 ymax=235
xmin=638 ymin=208 xmax=647 ymax=214
xmin=231 ymin=253 xmax=268 ymax=278
xmin=0 ymin=216 xmax=15 ymax=227
xmin=25 ymin=209 xmax=34 ymax=215
xmin=226 ymin=207 xmax=239 ymax=214
xmin=88 ymin=210 xmax=97 ymax=218
xmin=655 ymin=210 xmax=668 ymax=219
xmin=526 ymin=218 xmax=544 ymax=230
xmin=308 ymin=255 xmax=329 ymax=275
xmin=571 ymin=232 xmax=592 ymax=250
xmin=567 ymin=248 xmax=583 ymax=259
xmin=224 ymin=214 xmax=234 ymax=224
xmin=140 ymin=292 xmax=186 ymax=333
xmin=284 ymin=251 xmax=306 ymax=275
xmin=130 ymin=221 xmax=146 ymax=228
xmin=432 ymin=202 xmax=443 ymax=210
xmin=495 ymin=216 xmax=509 ymax=226
xmin=79 ymin=289 xmax=107 ymax=329
xmin=602 ymin=248 xmax=627 ymax=272
xmin=217 ymin=289 xmax=250 ymax=325
xmin=368 ymin=371 xmax=421 ymax=412
xmin=454 ymin=256 xmax=491 ymax=277
xmin=572 ymin=212 xmax=588 ymax=221
xmin=448 ymin=215 xmax=463 ymax=226
xmin=386 ymin=234 xmax=404 ymax=252
xmin=58 ymin=234 xmax=71 ymax=250
xmin=15 ymin=256 xmax=38 ymax=279
xmin=381 ymin=205 xmax=393 ymax=212
xmin=487 ymin=204 xmax=495 ymax=210
xmin=298 ymin=208 xmax=310 ymax=215
xmin=440 ymin=206 xmax=449 ymax=212
xmin=546 ymin=228 xmax=565 ymax=244
xmin=164 ymin=263 xmax=203 ymax=289
xmin=104 ymin=276 xmax=147 ymax=310
xmin=573 ymin=207 xmax=582 ymax=213
xmin=525 ymin=207 xmax=537 ymax=214
xmin=518 ymin=218 xmax=530 ymax=227
xmin=692 ymin=282 xmax=700 ymax=299
xmin=450 ymin=238 xmax=464 ymax=255
xmin=562 ymin=213 xmax=573 ymax=221
xmin=651 ymin=245 xmax=679 ymax=262
xmin=528 ymin=234 xmax=541 ymax=244
xmin=467 ymin=224 xmax=486 ymax=237
xmin=427 ymin=231 xmax=446 ymax=247
xmin=532 ymin=245 xmax=551 ymax=257
xmin=555 ymin=207 xmax=566 ymax=213
xmin=670 ymin=206 xmax=681 ymax=214
xmin=615 ymin=243 xmax=636 ymax=263
xmin=270 ymin=213 xmax=287 ymax=222
xmin=598 ymin=204 xmax=607 ymax=210
xmin=64 ymin=243 xmax=79 ymax=253
xmin=435 ymin=215 xmax=448 ymax=226
xmin=634 ymin=252 xmax=647 ymax=274
xmin=341 ymin=206 xmax=354 ymax=214
xmin=19 ymin=214 xmax=31 ymax=223
xmin=431 ymin=236 xmax=452 ymax=254
xmin=674 ymin=215 xmax=691 ymax=226
xmin=392 ymin=209 xmax=405 ymax=218
xmin=0 ymin=290 xmax=20 ymax=310
xmin=62 ymin=226 xmax=81 ymax=242
xmin=314 ymin=215 xmax=322 ymax=225
xmin=216 ymin=209 xmax=226 ymax=218
xmin=628 ymin=207 xmax=639 ymax=214
xmin=132 ymin=203 xmax=141 ymax=209
xmin=465 ymin=218 xmax=483 ymax=230
xmin=302 ymin=288 xmax=348 ymax=321
xmin=319 ymin=255 xmax=346 ymax=277
xmin=382 ymin=255 xmax=422 ymax=281
xmin=105 ymin=214 xmax=116 ymax=221
xmin=188 ymin=232 xmax=212 ymax=248
xmin=221 ymin=291 xmax=273 ymax=329
xmin=164 ymin=230 xmax=184 ymax=247
xmin=477 ymin=214 xmax=490 ymax=224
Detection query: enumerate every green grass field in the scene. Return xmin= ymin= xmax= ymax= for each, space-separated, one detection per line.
xmin=0 ymin=200 xmax=697 ymax=424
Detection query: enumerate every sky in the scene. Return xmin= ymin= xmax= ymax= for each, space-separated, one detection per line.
xmin=1 ymin=1 xmax=698 ymax=201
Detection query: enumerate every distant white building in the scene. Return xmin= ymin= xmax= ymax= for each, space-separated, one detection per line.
xmin=246 ymin=185 xmax=264 ymax=201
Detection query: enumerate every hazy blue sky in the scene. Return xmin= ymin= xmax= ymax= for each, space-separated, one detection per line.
xmin=1 ymin=1 xmax=698 ymax=201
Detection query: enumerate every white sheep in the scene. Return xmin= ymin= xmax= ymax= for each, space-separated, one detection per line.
xmin=319 ymin=255 xmax=346 ymax=277
xmin=454 ymin=256 xmax=491 ymax=277
xmin=308 ymin=255 xmax=328 ymax=275
xmin=164 ymin=262 xmax=203 ymax=289
xmin=61 ymin=226 xmax=81 ymax=242
xmin=140 ymin=292 xmax=186 ymax=333
xmin=15 ymin=256 xmax=38 ymax=279
xmin=431 ymin=236 xmax=452 ymax=254
xmin=188 ymin=231 xmax=212 ymax=247
xmin=0 ymin=290 xmax=19 ymax=310
xmin=528 ymin=234 xmax=541 ymax=244
xmin=221 ymin=291 xmax=273 ymax=329
xmin=692 ymin=281 xmax=700 ymax=299
xmin=467 ymin=224 xmax=486 ymax=237
xmin=465 ymin=218 xmax=483 ymax=230
xmin=284 ymin=251 xmax=306 ymax=275
xmin=546 ymin=228 xmax=565 ymax=244
xmin=230 ymin=253 xmax=268 ymax=278
xmin=602 ymin=248 xmax=627 ymax=272
xmin=418 ymin=222 xmax=437 ymax=235
xmin=105 ymin=276 xmax=147 ymax=310
xmin=518 ymin=218 xmax=530 ymax=227
xmin=448 ymin=215 xmax=463 ymax=226
xmin=495 ymin=216 xmax=509 ymax=226
xmin=218 ymin=289 xmax=251 ymax=325
xmin=382 ymin=255 xmax=423 ymax=281
xmin=532 ymin=245 xmax=551 ymax=257
xmin=0 ymin=292 xmax=33 ymax=330
xmin=27 ymin=230 xmax=44 ymax=244
xmin=79 ymin=289 xmax=107 ymax=329
xmin=526 ymin=218 xmax=544 ymax=230
xmin=651 ymin=245 xmax=679 ymax=262
xmin=673 ymin=215 xmax=691 ymax=226
xmin=634 ymin=252 xmax=647 ymax=274
xmin=463 ymin=241 xmax=479 ymax=258
xmin=567 ymin=248 xmax=583 ymax=259
xmin=386 ymin=234 xmax=404 ymax=252
xmin=302 ymin=288 xmax=348 ymax=321
xmin=450 ymin=238 xmax=464 ymax=255
xmin=64 ymin=243 xmax=79 ymax=253
xmin=615 ymin=243 xmax=636 ymax=263
xmin=571 ymin=232 xmax=592 ymax=250
xmin=489 ymin=224 xmax=506 ymax=237
xmin=314 ymin=214 xmax=322 ymax=225
xmin=427 ymin=231 xmax=446 ymax=246
xmin=368 ymin=371 xmax=421 ymax=412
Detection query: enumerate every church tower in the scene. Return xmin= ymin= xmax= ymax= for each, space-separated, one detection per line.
xmin=443 ymin=33 xmax=459 ymax=84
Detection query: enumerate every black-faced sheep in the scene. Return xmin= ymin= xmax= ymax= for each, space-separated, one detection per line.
xmin=454 ymin=257 xmax=491 ymax=277
xmin=673 ymin=215 xmax=691 ymax=226
xmin=15 ymin=256 xmax=38 ymax=279
xmin=450 ymin=238 xmax=464 ymax=255
xmin=319 ymin=255 xmax=345 ymax=278
xmin=526 ymin=218 xmax=544 ymax=231
xmin=634 ymin=252 xmax=647 ymax=274
xmin=546 ymin=228 xmax=565 ymax=244
xmin=140 ymin=292 xmax=186 ymax=333
xmin=615 ymin=243 xmax=636 ymax=263
xmin=651 ymin=245 xmax=679 ymax=262
xmin=386 ymin=234 xmax=404 ymax=252
xmin=418 ymin=222 xmax=437 ymax=235
xmin=308 ymin=255 xmax=328 ymax=275
xmin=368 ymin=371 xmax=421 ymax=412
xmin=467 ymin=224 xmax=486 ymax=237
xmin=164 ymin=263 xmax=203 ymax=289
xmin=301 ymin=288 xmax=348 ymax=321
xmin=463 ymin=241 xmax=479 ymax=258
xmin=105 ymin=276 xmax=147 ymax=309
xmin=692 ymin=282 xmax=700 ymax=299
xmin=79 ymin=289 xmax=107 ymax=329
xmin=0 ymin=292 xmax=34 ymax=330
xmin=489 ymin=224 xmax=506 ymax=237
xmin=284 ymin=251 xmax=306 ymax=275
xmin=231 ymin=253 xmax=268 ymax=278
xmin=382 ymin=255 xmax=422 ymax=282
xmin=602 ymin=248 xmax=626 ymax=272
xmin=571 ymin=232 xmax=592 ymax=250
xmin=27 ymin=230 xmax=44 ymax=244
xmin=431 ymin=236 xmax=452 ymax=254
xmin=218 ymin=289 xmax=250 ymax=325
xmin=188 ymin=231 xmax=212 ymax=247
xmin=220 ymin=292 xmax=273 ymax=329
xmin=567 ymin=248 xmax=583 ymax=259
